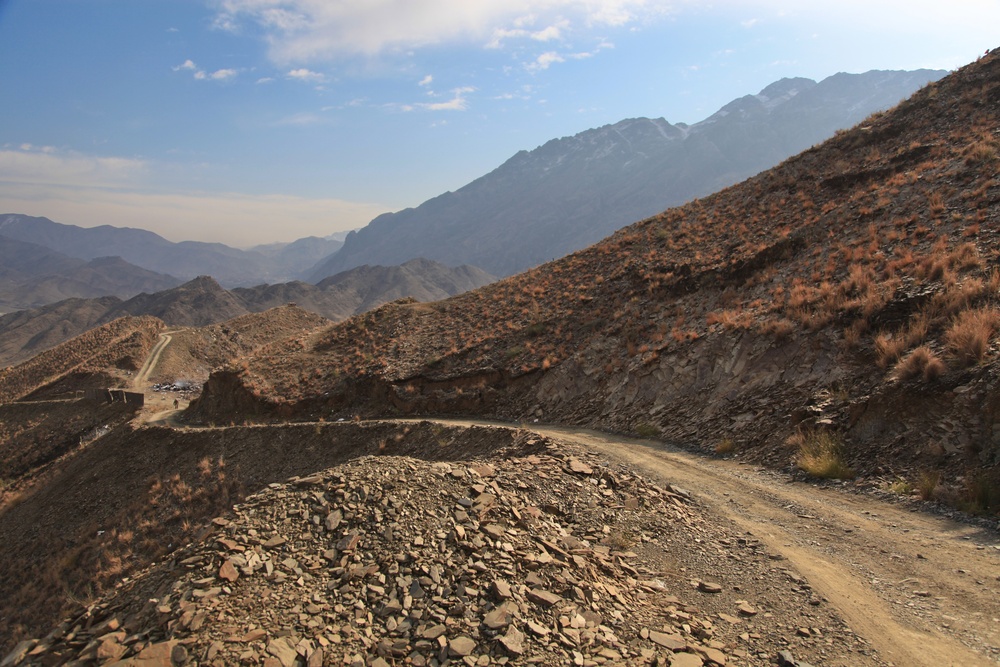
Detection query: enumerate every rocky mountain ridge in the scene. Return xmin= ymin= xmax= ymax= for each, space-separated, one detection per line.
xmin=0 ymin=235 xmax=181 ymax=312
xmin=312 ymin=68 xmax=945 ymax=278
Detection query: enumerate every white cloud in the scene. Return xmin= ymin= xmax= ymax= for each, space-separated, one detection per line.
xmin=527 ymin=51 xmax=565 ymax=72
xmin=174 ymin=60 xmax=238 ymax=82
xmin=487 ymin=20 xmax=569 ymax=48
xmin=403 ymin=86 xmax=475 ymax=112
xmin=418 ymin=74 xmax=433 ymax=86
xmin=287 ymin=68 xmax=326 ymax=83
xmin=256 ymin=76 xmax=275 ymax=84
xmin=210 ymin=68 xmax=238 ymax=80
xmin=212 ymin=0 xmax=669 ymax=62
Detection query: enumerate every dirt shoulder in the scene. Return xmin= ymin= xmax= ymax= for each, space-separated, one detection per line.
xmin=423 ymin=419 xmax=1000 ymax=666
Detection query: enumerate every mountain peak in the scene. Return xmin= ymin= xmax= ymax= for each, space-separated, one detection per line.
xmin=310 ymin=68 xmax=944 ymax=279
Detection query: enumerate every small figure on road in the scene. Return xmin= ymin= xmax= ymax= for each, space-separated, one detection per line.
xmin=173 ymin=399 xmax=179 ymax=409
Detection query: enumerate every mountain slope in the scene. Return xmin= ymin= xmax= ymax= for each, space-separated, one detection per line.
xmin=0 ymin=260 xmax=494 ymax=366
xmin=0 ymin=236 xmax=180 ymax=311
xmin=0 ymin=315 xmax=163 ymax=403
xmin=196 ymin=52 xmax=1000 ymax=504
xmin=311 ymin=69 xmax=944 ymax=279
xmin=0 ymin=296 xmax=123 ymax=367
xmin=104 ymin=276 xmax=251 ymax=327
xmin=233 ymin=258 xmax=495 ymax=320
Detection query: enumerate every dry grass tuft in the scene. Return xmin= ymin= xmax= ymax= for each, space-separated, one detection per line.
xmin=714 ymin=437 xmax=736 ymax=455
xmin=892 ymin=346 xmax=946 ymax=382
xmin=916 ymin=470 xmax=941 ymax=501
xmin=794 ymin=430 xmax=854 ymax=479
xmin=944 ymin=307 xmax=1000 ymax=366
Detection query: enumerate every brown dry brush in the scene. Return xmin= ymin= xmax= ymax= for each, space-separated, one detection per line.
xmin=0 ymin=457 xmax=242 ymax=648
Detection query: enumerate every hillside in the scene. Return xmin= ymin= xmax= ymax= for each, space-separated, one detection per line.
xmin=143 ymin=305 xmax=331 ymax=386
xmin=311 ymin=69 xmax=944 ymax=279
xmin=195 ymin=52 xmax=1000 ymax=509
xmin=0 ymin=315 xmax=163 ymax=403
xmin=0 ymin=261 xmax=493 ymax=367
xmin=0 ymin=296 xmax=122 ymax=367
xmin=233 ymin=258 xmax=495 ymax=321
xmin=0 ymin=236 xmax=180 ymax=311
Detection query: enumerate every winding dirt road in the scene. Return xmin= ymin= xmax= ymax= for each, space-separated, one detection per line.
xmin=133 ymin=331 xmax=174 ymax=389
xmin=418 ymin=419 xmax=1000 ymax=666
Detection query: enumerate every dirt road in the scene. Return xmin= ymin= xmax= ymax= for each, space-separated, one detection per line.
xmin=419 ymin=419 xmax=1000 ymax=666
xmin=132 ymin=332 xmax=173 ymax=389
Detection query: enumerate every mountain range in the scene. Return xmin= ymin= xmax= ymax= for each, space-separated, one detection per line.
xmin=0 ymin=259 xmax=494 ymax=366
xmin=0 ymin=214 xmax=344 ymax=289
xmin=313 ymin=69 xmax=945 ymax=278
xmin=1 ymin=68 xmax=943 ymax=308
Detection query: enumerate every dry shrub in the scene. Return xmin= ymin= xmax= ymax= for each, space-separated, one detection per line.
xmin=794 ymin=430 xmax=854 ymax=479
xmin=948 ymin=242 xmax=982 ymax=271
xmin=759 ymin=318 xmax=796 ymax=340
xmin=841 ymin=318 xmax=867 ymax=350
xmin=875 ymin=332 xmax=908 ymax=369
xmin=892 ymin=346 xmax=945 ymax=382
xmin=961 ymin=472 xmax=1000 ymax=514
xmin=944 ymin=307 xmax=1000 ymax=366
xmin=916 ymin=470 xmax=940 ymax=500
xmin=706 ymin=309 xmax=752 ymax=330
xmin=715 ymin=438 xmax=735 ymax=455
xmin=965 ymin=136 xmax=998 ymax=165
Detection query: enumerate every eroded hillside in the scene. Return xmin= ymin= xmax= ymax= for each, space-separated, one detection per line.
xmin=193 ymin=52 xmax=1000 ymax=509
xmin=0 ymin=316 xmax=164 ymax=403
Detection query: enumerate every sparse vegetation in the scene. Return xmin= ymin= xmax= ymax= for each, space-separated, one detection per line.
xmin=892 ymin=346 xmax=946 ymax=382
xmin=884 ymin=478 xmax=914 ymax=495
xmin=917 ymin=470 xmax=941 ymax=501
xmin=634 ymin=422 xmax=661 ymax=439
xmin=793 ymin=430 xmax=855 ymax=480
xmin=944 ymin=307 xmax=1000 ymax=366
xmin=715 ymin=437 xmax=736 ymax=455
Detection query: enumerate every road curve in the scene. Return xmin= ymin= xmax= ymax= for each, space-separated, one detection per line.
xmin=133 ymin=332 xmax=173 ymax=389
xmin=409 ymin=418 xmax=1000 ymax=667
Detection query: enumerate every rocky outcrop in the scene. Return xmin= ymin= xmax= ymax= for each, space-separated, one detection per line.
xmin=9 ymin=438 xmax=858 ymax=666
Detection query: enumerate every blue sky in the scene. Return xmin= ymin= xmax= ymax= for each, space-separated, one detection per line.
xmin=0 ymin=0 xmax=997 ymax=247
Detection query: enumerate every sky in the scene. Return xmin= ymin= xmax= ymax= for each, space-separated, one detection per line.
xmin=0 ymin=1 xmax=997 ymax=247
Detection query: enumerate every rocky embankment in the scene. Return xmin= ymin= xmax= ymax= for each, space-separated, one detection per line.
xmin=6 ymin=435 xmax=878 ymax=667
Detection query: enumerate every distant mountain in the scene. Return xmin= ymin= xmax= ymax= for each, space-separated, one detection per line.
xmin=0 ymin=235 xmax=181 ymax=311
xmin=0 ymin=214 xmax=343 ymax=288
xmin=249 ymin=235 xmax=345 ymax=270
xmin=235 ymin=258 xmax=495 ymax=320
xmin=0 ymin=296 xmax=122 ymax=367
xmin=0 ymin=235 xmax=82 ymax=281
xmin=104 ymin=275 xmax=250 ymax=328
xmin=0 ymin=259 xmax=494 ymax=366
xmin=310 ymin=69 xmax=945 ymax=279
